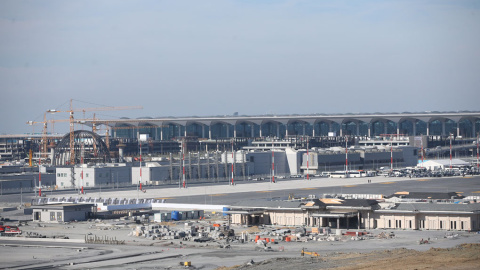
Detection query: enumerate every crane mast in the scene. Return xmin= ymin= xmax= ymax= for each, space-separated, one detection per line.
xmin=46 ymin=99 xmax=142 ymax=165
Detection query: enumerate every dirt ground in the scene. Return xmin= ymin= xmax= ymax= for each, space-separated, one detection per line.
xmin=220 ymin=243 xmax=480 ymax=270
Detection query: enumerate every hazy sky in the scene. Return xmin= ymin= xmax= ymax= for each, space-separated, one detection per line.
xmin=1 ymin=0 xmax=479 ymax=134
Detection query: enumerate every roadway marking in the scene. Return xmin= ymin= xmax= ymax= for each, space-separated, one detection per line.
xmin=463 ymin=177 xmax=473 ymax=179
xmin=343 ymin=185 xmax=357 ymax=187
xmin=256 ymin=191 xmax=273 ymax=193
xmin=417 ymin=179 xmax=429 ymax=182
xmin=472 ymin=191 xmax=480 ymax=194
xmin=380 ymin=182 xmax=395 ymax=184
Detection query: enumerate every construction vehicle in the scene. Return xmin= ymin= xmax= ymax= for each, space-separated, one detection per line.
xmin=301 ymin=248 xmax=321 ymax=257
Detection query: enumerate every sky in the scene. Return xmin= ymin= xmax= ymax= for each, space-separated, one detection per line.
xmin=1 ymin=0 xmax=479 ymax=134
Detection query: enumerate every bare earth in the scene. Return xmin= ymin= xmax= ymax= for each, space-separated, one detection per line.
xmin=223 ymin=243 xmax=480 ymax=270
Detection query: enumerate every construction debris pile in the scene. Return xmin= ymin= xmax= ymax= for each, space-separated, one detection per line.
xmin=128 ymin=221 xmax=234 ymax=242
xmin=126 ymin=218 xmax=400 ymax=248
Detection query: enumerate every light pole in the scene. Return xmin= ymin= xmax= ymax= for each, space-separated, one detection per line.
xmin=346 ymin=136 xmax=349 ymax=173
xmin=231 ymin=139 xmax=235 ymax=186
xmin=476 ymin=133 xmax=479 ymax=171
xmin=271 ymin=150 xmax=275 ymax=184
xmin=390 ymin=136 xmax=393 ymax=172
xmin=306 ymin=139 xmax=309 ymax=180
xmin=449 ymin=133 xmax=452 ymax=169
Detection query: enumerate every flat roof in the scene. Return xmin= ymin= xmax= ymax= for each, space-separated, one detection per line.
xmin=31 ymin=203 xmax=94 ymax=210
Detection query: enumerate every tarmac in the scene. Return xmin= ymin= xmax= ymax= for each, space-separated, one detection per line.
xmin=59 ymin=174 xmax=480 ymax=201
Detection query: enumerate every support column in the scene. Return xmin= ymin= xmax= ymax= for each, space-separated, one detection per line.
xmin=226 ymin=125 xmax=230 ymax=138
xmin=367 ymin=212 xmax=370 ymax=230
xmin=357 ymin=212 xmax=360 ymax=230
xmin=202 ymin=125 xmax=205 ymax=138
xmin=234 ymin=127 xmax=237 ymax=138
xmin=337 ymin=218 xmax=340 ymax=229
xmin=368 ymin=123 xmax=371 ymax=137
xmin=442 ymin=121 xmax=446 ymax=136
xmin=396 ymin=125 xmax=400 ymax=138
xmin=209 ymin=128 xmax=212 ymax=139
xmin=277 ymin=124 xmax=280 ymax=138
xmin=160 ymin=127 xmax=163 ymax=141
xmin=313 ymin=123 xmax=316 ymax=137
xmin=251 ymin=125 xmax=254 ymax=138
xmin=472 ymin=121 xmax=476 ymax=138
xmin=356 ymin=122 xmax=360 ymax=136
xmin=178 ymin=126 xmax=181 ymax=137
xmin=412 ymin=120 xmax=417 ymax=136
xmin=426 ymin=122 xmax=430 ymax=136
xmin=383 ymin=121 xmax=388 ymax=135
xmin=457 ymin=122 xmax=460 ymax=137
xmin=184 ymin=127 xmax=187 ymax=137
xmin=339 ymin=127 xmax=343 ymax=137
xmin=260 ymin=124 xmax=263 ymax=137
xmin=303 ymin=123 xmax=306 ymax=136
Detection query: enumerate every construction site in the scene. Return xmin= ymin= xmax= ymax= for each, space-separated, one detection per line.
xmin=1 ymin=102 xmax=480 ymax=269
xmin=1 ymin=197 xmax=480 ymax=269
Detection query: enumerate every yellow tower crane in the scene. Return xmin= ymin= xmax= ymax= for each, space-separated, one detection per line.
xmin=46 ymin=99 xmax=142 ymax=165
xmin=26 ymin=113 xmax=71 ymax=165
